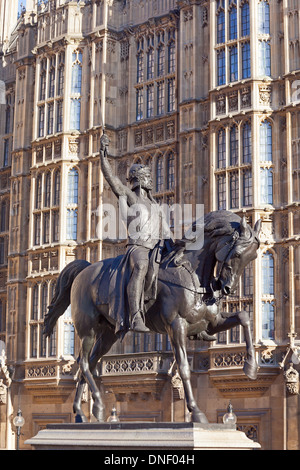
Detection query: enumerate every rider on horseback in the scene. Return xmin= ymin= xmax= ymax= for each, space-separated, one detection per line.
xmin=100 ymin=132 xmax=170 ymax=333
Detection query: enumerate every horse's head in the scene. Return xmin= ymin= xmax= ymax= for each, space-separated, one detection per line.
xmin=215 ymin=216 xmax=261 ymax=296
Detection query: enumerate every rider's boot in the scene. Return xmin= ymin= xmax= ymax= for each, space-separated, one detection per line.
xmin=131 ymin=311 xmax=150 ymax=333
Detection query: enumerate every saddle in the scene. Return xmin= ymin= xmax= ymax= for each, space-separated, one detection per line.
xmin=95 ymin=241 xmax=208 ymax=334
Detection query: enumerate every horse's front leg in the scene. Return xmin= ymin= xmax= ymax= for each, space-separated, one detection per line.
xmin=207 ymin=310 xmax=258 ymax=380
xmin=168 ymin=317 xmax=208 ymax=423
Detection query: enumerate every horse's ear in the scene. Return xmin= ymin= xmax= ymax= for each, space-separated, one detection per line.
xmin=254 ymin=219 xmax=262 ymax=236
xmin=240 ymin=216 xmax=247 ymax=235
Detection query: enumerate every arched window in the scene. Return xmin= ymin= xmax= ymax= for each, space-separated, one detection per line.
xmin=0 ymin=238 xmax=4 ymax=265
xmin=230 ymin=125 xmax=238 ymax=166
xmin=229 ymin=45 xmax=238 ymax=82
xmin=70 ymin=99 xmax=81 ymax=130
xmin=156 ymin=156 xmax=164 ymax=192
xmin=229 ymin=172 xmax=239 ymax=209
xmin=260 ymin=121 xmax=272 ymax=161
xmin=260 ymin=168 xmax=273 ymax=204
xmin=35 ymin=175 xmax=42 ymax=209
xmin=40 ymin=72 xmax=46 ymax=101
xmin=147 ymin=48 xmax=154 ymax=80
xmin=31 ymin=285 xmax=39 ymax=320
xmin=242 ymin=42 xmax=251 ymax=79
xmin=242 ymin=122 xmax=252 ymax=163
xmin=66 ymin=209 xmax=78 ymax=240
xmin=53 ymin=170 xmax=60 ymax=206
xmin=157 ymin=45 xmax=165 ymax=77
xmin=229 ymin=5 xmax=237 ymax=40
xmin=71 ymin=51 xmax=82 ymax=94
xmin=241 ymin=2 xmax=250 ymax=36
xmin=41 ymin=283 xmax=48 ymax=319
xmin=262 ymin=301 xmax=275 ymax=340
xmin=63 ymin=306 xmax=75 ymax=356
xmin=0 ymin=299 xmax=3 ymax=333
xmin=0 ymin=200 xmax=7 ymax=232
xmin=48 ymin=57 xmax=56 ymax=98
xmin=261 ymin=251 xmax=274 ymax=295
xmin=168 ymin=40 xmax=176 ymax=73
xmin=67 ymin=168 xmax=79 ymax=204
xmin=217 ymin=9 xmax=225 ymax=44
xmin=5 ymin=97 xmax=11 ymax=134
xmin=258 ymin=0 xmax=270 ymax=34
xmin=44 ymin=172 xmax=51 ymax=207
xmin=258 ymin=40 xmax=271 ymax=76
xmin=167 ymin=152 xmax=175 ymax=190
xmin=137 ymin=51 xmax=144 ymax=83
xmin=58 ymin=65 xmax=64 ymax=96
xmin=217 ymin=129 xmax=226 ymax=168
xmin=217 ymin=49 xmax=226 ymax=86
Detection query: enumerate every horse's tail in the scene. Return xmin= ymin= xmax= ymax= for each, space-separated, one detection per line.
xmin=43 ymin=260 xmax=91 ymax=337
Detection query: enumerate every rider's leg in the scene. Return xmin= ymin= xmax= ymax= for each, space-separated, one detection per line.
xmin=127 ymin=246 xmax=150 ymax=333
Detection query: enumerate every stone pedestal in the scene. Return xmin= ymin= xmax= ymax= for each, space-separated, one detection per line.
xmin=25 ymin=422 xmax=260 ymax=450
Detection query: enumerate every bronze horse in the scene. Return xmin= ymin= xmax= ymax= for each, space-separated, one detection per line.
xmin=44 ymin=210 xmax=261 ymax=424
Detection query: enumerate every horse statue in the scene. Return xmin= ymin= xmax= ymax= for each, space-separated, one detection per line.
xmin=44 ymin=210 xmax=261 ymax=424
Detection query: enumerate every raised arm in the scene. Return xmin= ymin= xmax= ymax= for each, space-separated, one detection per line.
xmin=100 ymin=133 xmax=135 ymax=204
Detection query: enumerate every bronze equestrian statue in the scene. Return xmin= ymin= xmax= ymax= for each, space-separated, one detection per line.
xmin=44 ymin=141 xmax=261 ymax=424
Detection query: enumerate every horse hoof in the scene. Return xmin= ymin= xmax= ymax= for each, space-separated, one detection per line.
xmin=191 ymin=410 xmax=209 ymax=424
xmin=92 ymin=404 xmax=105 ymax=422
xmin=75 ymin=413 xmax=88 ymax=423
xmin=243 ymin=360 xmax=258 ymax=380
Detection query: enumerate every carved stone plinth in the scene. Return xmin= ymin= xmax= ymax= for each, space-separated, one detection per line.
xmin=26 ymin=422 xmax=260 ymax=450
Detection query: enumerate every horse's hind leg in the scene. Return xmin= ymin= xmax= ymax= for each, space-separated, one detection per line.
xmin=78 ymin=333 xmax=105 ymax=422
xmin=73 ymin=371 xmax=88 ymax=423
xmin=73 ymin=325 xmax=118 ymax=423
xmin=168 ymin=317 xmax=208 ymax=423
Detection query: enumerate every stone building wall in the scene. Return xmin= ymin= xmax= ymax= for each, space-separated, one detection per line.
xmin=0 ymin=0 xmax=299 ymax=450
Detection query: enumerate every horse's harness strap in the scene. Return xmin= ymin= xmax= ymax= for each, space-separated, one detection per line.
xmin=216 ymin=230 xmax=239 ymax=279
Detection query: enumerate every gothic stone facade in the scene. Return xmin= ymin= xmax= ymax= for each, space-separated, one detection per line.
xmin=0 ymin=0 xmax=299 ymax=450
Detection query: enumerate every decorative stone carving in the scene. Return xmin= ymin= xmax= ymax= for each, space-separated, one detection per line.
xmin=0 ymin=379 xmax=7 ymax=405
xmin=0 ymin=349 xmax=12 ymax=405
xmin=134 ymin=129 xmax=143 ymax=147
xmin=166 ymin=120 xmax=175 ymax=139
xmin=145 ymin=126 xmax=154 ymax=144
xmin=54 ymin=139 xmax=61 ymax=157
xmin=260 ymin=348 xmax=275 ymax=365
xmin=241 ymin=86 xmax=251 ymax=108
xmin=155 ymin=124 xmax=164 ymax=142
xmin=26 ymin=364 xmax=57 ymax=378
xmin=259 ymin=85 xmax=272 ymax=106
xmin=171 ymin=370 xmax=184 ymax=400
xmin=183 ymin=8 xmax=193 ymax=22
xmin=213 ymin=351 xmax=246 ymax=368
xmin=228 ymin=90 xmax=238 ymax=112
xmin=216 ymin=94 xmax=226 ymax=115
xmin=104 ymin=357 xmax=155 ymax=374
xmin=69 ymin=138 xmax=80 ymax=154
xmin=237 ymin=424 xmax=259 ymax=443
xmin=45 ymin=142 xmax=52 ymax=160
xmin=284 ymin=362 xmax=299 ymax=395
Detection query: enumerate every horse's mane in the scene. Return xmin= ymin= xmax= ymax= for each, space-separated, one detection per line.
xmin=170 ymin=210 xmax=256 ymax=276
xmin=202 ymin=210 xmax=255 ymax=255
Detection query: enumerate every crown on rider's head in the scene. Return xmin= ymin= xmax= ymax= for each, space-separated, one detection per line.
xmin=127 ymin=164 xmax=151 ymax=184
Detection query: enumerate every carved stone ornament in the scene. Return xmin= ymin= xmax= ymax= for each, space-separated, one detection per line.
xmin=284 ymin=362 xmax=299 ymax=395
xmin=259 ymin=85 xmax=272 ymax=106
xmin=0 ymin=379 xmax=7 ymax=405
xmin=0 ymin=349 xmax=12 ymax=405
xmin=171 ymin=370 xmax=184 ymax=400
